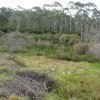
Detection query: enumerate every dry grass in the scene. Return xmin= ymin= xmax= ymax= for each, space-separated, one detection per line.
xmin=0 ymin=53 xmax=25 ymax=71
xmin=16 ymin=54 xmax=90 ymax=73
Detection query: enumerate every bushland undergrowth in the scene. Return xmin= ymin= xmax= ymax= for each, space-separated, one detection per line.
xmin=0 ymin=32 xmax=100 ymax=100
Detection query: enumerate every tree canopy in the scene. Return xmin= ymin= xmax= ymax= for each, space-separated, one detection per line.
xmin=0 ymin=1 xmax=99 ymax=36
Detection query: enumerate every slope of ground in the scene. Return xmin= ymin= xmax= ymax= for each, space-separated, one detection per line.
xmin=15 ymin=53 xmax=100 ymax=100
xmin=0 ymin=51 xmax=100 ymax=100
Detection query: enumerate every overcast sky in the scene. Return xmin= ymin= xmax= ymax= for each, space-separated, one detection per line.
xmin=0 ymin=0 xmax=100 ymax=9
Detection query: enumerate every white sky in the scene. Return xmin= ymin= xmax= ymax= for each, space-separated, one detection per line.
xmin=0 ymin=0 xmax=100 ymax=9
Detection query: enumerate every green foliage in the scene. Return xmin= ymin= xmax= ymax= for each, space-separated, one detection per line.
xmin=27 ymin=44 xmax=57 ymax=56
xmin=20 ymin=27 xmax=34 ymax=33
xmin=8 ymin=94 xmax=29 ymax=100
xmin=59 ymin=34 xmax=80 ymax=45
xmin=0 ymin=32 xmax=32 ymax=53
xmin=32 ymin=34 xmax=53 ymax=41
xmin=32 ymin=33 xmax=80 ymax=45
xmin=0 ymin=2 xmax=99 ymax=37
xmin=0 ymin=32 xmax=97 ymax=62
xmin=0 ymin=7 xmax=12 ymax=32
xmin=53 ymin=75 xmax=100 ymax=100
xmin=44 ymin=92 xmax=60 ymax=100
xmin=16 ymin=52 xmax=100 ymax=100
xmin=0 ymin=46 xmax=6 ymax=52
xmin=26 ymin=41 xmax=99 ymax=63
xmin=0 ymin=2 xmax=100 ymax=99
xmin=90 ymin=63 xmax=100 ymax=69
xmin=55 ymin=53 xmax=99 ymax=62
xmin=0 ymin=67 xmax=14 ymax=86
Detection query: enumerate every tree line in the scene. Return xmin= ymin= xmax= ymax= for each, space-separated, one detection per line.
xmin=0 ymin=1 xmax=100 ymax=36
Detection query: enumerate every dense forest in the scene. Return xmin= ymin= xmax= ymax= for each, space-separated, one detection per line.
xmin=0 ymin=1 xmax=100 ymax=35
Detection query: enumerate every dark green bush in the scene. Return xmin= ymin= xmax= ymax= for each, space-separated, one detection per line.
xmin=32 ymin=33 xmax=80 ymax=45
xmin=58 ymin=34 xmax=80 ymax=45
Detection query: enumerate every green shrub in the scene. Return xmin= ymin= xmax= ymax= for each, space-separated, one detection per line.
xmin=8 ymin=94 xmax=29 ymax=100
xmin=32 ymin=33 xmax=80 ymax=45
xmin=59 ymin=34 xmax=80 ymax=45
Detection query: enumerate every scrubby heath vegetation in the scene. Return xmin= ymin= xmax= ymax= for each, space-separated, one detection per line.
xmin=0 ymin=1 xmax=100 ymax=100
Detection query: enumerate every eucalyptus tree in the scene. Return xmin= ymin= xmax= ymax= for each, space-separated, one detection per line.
xmin=91 ymin=8 xmax=100 ymax=30
xmin=43 ymin=2 xmax=65 ymax=33
xmin=31 ymin=8 xmax=40 ymax=32
xmin=66 ymin=1 xmax=76 ymax=33
xmin=9 ymin=10 xmax=23 ymax=32
xmin=67 ymin=2 xmax=96 ymax=37
xmin=0 ymin=7 xmax=13 ymax=32
xmin=7 ymin=1 xmax=100 ymax=36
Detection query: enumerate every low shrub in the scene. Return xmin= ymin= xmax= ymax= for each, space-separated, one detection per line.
xmin=32 ymin=33 xmax=80 ymax=45
xmin=0 ymin=32 xmax=31 ymax=52
xmin=59 ymin=34 xmax=80 ymax=45
xmin=89 ymin=43 xmax=100 ymax=59
xmin=74 ymin=43 xmax=89 ymax=55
